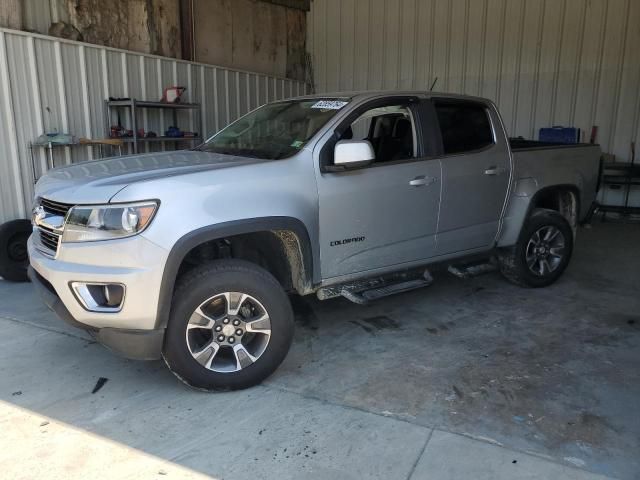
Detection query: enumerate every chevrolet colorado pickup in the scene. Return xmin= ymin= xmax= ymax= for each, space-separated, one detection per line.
xmin=28 ymin=91 xmax=601 ymax=390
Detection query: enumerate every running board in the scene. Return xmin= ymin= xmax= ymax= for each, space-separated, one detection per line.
xmin=342 ymin=278 xmax=433 ymax=304
xmin=317 ymin=269 xmax=433 ymax=305
xmin=447 ymin=261 xmax=496 ymax=279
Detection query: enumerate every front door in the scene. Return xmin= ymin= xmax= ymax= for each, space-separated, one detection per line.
xmin=315 ymin=98 xmax=442 ymax=280
xmin=432 ymin=99 xmax=511 ymax=255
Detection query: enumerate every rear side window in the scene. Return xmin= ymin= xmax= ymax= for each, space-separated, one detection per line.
xmin=434 ymin=101 xmax=494 ymax=155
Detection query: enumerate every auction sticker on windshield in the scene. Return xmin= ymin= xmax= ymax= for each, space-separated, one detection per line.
xmin=311 ymin=100 xmax=348 ymax=110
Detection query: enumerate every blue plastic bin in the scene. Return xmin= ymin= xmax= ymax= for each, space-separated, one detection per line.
xmin=539 ymin=127 xmax=580 ymax=144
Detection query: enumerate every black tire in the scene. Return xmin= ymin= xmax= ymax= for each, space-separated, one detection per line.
xmin=0 ymin=219 xmax=32 ymax=283
xmin=497 ymin=208 xmax=574 ymax=288
xmin=162 ymin=259 xmax=294 ymax=391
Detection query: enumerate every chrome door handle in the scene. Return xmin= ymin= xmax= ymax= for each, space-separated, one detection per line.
xmin=484 ymin=166 xmax=506 ymax=175
xmin=410 ymin=176 xmax=436 ymax=187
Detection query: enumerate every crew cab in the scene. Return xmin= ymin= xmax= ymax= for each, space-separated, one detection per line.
xmin=28 ymin=91 xmax=601 ymax=390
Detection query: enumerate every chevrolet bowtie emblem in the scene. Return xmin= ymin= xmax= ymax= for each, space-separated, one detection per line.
xmin=32 ymin=205 xmax=46 ymax=224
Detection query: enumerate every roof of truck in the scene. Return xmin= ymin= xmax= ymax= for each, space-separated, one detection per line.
xmin=289 ymin=90 xmax=493 ymax=104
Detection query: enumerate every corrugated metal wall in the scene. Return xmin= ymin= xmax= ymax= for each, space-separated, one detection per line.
xmin=308 ymin=0 xmax=640 ymax=164
xmin=0 ymin=28 xmax=308 ymax=223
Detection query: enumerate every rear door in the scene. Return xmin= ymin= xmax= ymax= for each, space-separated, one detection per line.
xmin=432 ymin=99 xmax=511 ymax=255
xmin=315 ymin=97 xmax=442 ymax=280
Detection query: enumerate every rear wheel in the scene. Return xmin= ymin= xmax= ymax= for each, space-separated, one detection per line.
xmin=498 ymin=209 xmax=573 ymax=288
xmin=0 ymin=219 xmax=32 ymax=282
xmin=162 ymin=259 xmax=294 ymax=391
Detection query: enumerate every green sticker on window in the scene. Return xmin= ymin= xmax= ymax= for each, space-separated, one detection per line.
xmin=291 ymin=140 xmax=304 ymax=148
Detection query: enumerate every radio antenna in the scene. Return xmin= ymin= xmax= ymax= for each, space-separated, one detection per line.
xmin=430 ymin=77 xmax=438 ymax=91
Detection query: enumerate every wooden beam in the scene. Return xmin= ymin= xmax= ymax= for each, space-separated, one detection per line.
xmin=259 ymin=0 xmax=310 ymax=13
xmin=180 ymin=0 xmax=194 ymax=61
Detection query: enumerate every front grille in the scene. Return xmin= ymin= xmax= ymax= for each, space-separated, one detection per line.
xmin=34 ymin=197 xmax=72 ymax=257
xmin=38 ymin=226 xmax=61 ymax=254
xmin=40 ymin=197 xmax=72 ymax=217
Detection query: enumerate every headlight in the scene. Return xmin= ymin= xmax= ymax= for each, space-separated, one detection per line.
xmin=62 ymin=201 xmax=158 ymax=242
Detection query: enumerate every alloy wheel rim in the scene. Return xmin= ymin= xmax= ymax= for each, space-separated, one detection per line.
xmin=185 ymin=292 xmax=272 ymax=373
xmin=525 ymin=225 xmax=566 ymax=277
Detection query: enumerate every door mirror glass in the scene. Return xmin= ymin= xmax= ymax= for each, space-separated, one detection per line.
xmin=334 ymin=140 xmax=375 ymax=168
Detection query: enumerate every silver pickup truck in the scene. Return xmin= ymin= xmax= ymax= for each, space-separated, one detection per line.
xmin=27 ymin=91 xmax=601 ymax=390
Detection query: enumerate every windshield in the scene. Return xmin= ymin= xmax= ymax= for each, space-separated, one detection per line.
xmin=197 ymin=99 xmax=349 ymax=160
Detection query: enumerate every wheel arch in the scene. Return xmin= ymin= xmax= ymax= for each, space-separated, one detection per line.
xmin=498 ymin=183 xmax=581 ymax=248
xmin=528 ymin=184 xmax=581 ymax=229
xmin=156 ymin=217 xmax=315 ymax=329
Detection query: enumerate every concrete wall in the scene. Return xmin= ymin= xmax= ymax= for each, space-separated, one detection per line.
xmin=193 ymin=0 xmax=308 ymax=81
xmin=3 ymin=0 xmax=309 ymax=79
xmin=307 ymin=0 xmax=640 ymax=166
xmin=4 ymin=0 xmax=182 ymax=59
xmin=0 ymin=0 xmax=22 ymax=30
xmin=63 ymin=0 xmax=182 ymax=58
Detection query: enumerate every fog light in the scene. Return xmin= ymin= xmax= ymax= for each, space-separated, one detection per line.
xmin=71 ymin=282 xmax=125 ymax=312
xmin=103 ymin=284 xmax=124 ymax=307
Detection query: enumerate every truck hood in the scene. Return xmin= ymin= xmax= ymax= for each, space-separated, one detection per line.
xmin=35 ymin=151 xmax=263 ymax=204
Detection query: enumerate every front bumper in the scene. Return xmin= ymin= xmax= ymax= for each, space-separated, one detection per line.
xmin=28 ymin=267 xmax=164 ymax=360
xmin=28 ymin=234 xmax=170 ymax=360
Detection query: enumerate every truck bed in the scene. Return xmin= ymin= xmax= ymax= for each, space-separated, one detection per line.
xmin=510 ymin=141 xmax=601 ymax=221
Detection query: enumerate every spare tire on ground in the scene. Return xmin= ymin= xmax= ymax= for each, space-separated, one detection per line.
xmin=0 ymin=219 xmax=32 ymax=282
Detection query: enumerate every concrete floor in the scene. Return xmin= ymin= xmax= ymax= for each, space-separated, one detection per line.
xmin=0 ymin=221 xmax=638 ymax=480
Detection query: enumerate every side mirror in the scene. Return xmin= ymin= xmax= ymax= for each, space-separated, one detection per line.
xmin=333 ymin=140 xmax=375 ymax=169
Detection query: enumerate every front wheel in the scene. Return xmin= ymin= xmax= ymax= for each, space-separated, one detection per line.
xmin=163 ymin=259 xmax=294 ymax=391
xmin=498 ymin=208 xmax=574 ymax=288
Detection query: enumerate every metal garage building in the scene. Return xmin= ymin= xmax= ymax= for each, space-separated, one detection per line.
xmin=308 ymin=0 xmax=639 ymax=166
xmin=0 ymin=0 xmax=310 ymax=223
xmin=1 ymin=0 xmax=639 ymax=224
xmin=0 ymin=2 xmax=639 ymax=479
xmin=0 ymin=28 xmax=307 ymax=222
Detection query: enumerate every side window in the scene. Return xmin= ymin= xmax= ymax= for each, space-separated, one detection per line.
xmin=433 ymin=101 xmax=494 ymax=155
xmin=339 ymin=104 xmax=416 ymax=163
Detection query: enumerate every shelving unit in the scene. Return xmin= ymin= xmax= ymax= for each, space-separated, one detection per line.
xmin=104 ymin=99 xmax=202 ymax=153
